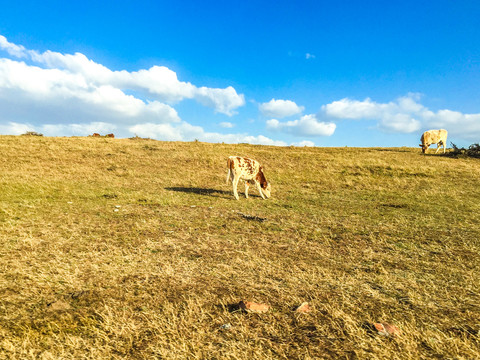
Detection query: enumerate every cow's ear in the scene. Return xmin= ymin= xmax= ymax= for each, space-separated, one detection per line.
xmin=419 ymin=144 xmax=423 ymax=147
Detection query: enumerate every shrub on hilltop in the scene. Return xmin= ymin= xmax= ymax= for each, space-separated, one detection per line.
xmin=21 ymin=131 xmax=44 ymax=136
xmin=448 ymin=142 xmax=480 ymax=158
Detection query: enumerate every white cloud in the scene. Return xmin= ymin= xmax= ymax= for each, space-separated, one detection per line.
xmin=32 ymin=52 xmax=245 ymax=114
xmin=434 ymin=110 xmax=480 ymax=141
xmin=0 ymin=120 xmax=116 ymax=137
xmin=0 ymin=36 xmax=259 ymax=144
xmin=129 ymin=123 xmax=185 ymax=141
xmin=219 ymin=121 xmax=234 ymax=128
xmin=129 ymin=122 xmax=287 ymax=146
xmin=0 ymin=58 xmax=181 ymax=125
xmin=0 ymin=35 xmax=245 ymax=119
xmin=292 ymin=140 xmax=315 ymax=147
xmin=0 ymin=118 xmax=288 ymax=146
xmin=323 ymin=98 xmax=380 ymax=119
xmin=259 ymin=99 xmax=304 ymax=118
xmin=266 ymin=114 xmax=336 ymax=137
xmin=40 ymin=122 xmax=116 ymax=137
xmin=195 ymin=86 xmax=245 ymax=116
xmin=321 ymin=95 xmax=426 ymax=133
xmin=0 ymin=121 xmax=35 ymax=135
xmin=0 ymin=35 xmax=28 ymax=58
xmin=378 ymin=113 xmax=421 ymax=133
xmin=122 ymin=66 xmax=197 ymax=103
xmin=305 ymin=53 xmax=316 ymax=60
xmin=320 ymin=94 xmax=480 ymax=139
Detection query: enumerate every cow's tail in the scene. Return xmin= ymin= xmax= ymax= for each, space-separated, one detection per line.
xmin=226 ymin=158 xmax=232 ymax=184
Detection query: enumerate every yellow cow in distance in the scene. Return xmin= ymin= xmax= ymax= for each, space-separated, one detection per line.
xmin=419 ymin=129 xmax=448 ymax=154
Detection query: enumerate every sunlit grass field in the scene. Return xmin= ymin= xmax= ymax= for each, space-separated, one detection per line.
xmin=1 ymin=135 xmax=479 ymax=359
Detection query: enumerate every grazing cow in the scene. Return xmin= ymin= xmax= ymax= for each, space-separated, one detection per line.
xmin=419 ymin=129 xmax=448 ymax=154
xmin=226 ymin=156 xmax=271 ymax=200
xmin=92 ymin=133 xmax=101 ymax=137
xmin=106 ymin=133 xmax=115 ymax=138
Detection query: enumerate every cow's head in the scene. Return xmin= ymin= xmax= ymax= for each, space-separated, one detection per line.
xmin=257 ymin=166 xmax=271 ymax=198
xmin=419 ymin=143 xmax=430 ymax=153
xmin=262 ymin=182 xmax=271 ymax=198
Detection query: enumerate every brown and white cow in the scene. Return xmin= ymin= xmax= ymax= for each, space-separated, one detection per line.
xmin=226 ymin=156 xmax=271 ymax=200
xmin=419 ymin=129 xmax=448 ymax=154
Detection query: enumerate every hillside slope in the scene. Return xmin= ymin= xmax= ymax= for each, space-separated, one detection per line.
xmin=1 ymin=136 xmax=479 ymax=359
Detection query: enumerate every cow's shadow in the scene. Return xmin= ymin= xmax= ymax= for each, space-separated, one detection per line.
xmin=165 ymin=186 xmax=264 ymax=199
xmin=165 ymin=186 xmax=231 ymax=198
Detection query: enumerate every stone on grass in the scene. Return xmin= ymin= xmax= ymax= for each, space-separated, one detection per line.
xmin=295 ymin=302 xmax=312 ymax=313
xmin=238 ymin=300 xmax=270 ymax=313
xmin=373 ymin=323 xmax=401 ymax=337
xmin=220 ymin=323 xmax=232 ymax=330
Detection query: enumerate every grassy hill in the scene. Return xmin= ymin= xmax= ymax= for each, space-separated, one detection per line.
xmin=1 ymin=135 xmax=479 ymax=359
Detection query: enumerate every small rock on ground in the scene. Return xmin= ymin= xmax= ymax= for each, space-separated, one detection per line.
xmin=238 ymin=300 xmax=270 ymax=313
xmin=295 ymin=302 xmax=312 ymax=313
xmin=373 ymin=323 xmax=401 ymax=337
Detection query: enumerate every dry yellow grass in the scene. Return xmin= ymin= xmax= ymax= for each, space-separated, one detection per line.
xmin=0 ymin=135 xmax=479 ymax=359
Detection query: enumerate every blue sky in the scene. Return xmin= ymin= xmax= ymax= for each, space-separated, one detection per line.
xmin=1 ymin=0 xmax=479 ymax=147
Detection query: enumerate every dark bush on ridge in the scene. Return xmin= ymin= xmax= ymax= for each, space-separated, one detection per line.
xmin=21 ymin=131 xmax=43 ymax=136
xmin=448 ymin=142 xmax=480 ymax=158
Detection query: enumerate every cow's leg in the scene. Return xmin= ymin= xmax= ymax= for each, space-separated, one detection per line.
xmin=233 ymin=175 xmax=240 ymax=200
xmin=226 ymin=168 xmax=232 ymax=184
xmin=245 ymin=181 xmax=250 ymax=199
xmin=255 ymin=181 xmax=266 ymax=199
xmin=226 ymin=158 xmax=232 ymax=184
xmin=435 ymin=143 xmax=441 ymax=154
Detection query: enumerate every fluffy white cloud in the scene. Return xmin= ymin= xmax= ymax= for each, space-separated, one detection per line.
xmin=0 ymin=120 xmax=117 ymax=137
xmin=40 ymin=122 xmax=116 ymax=137
xmin=0 ymin=36 xmax=264 ymax=144
xmin=129 ymin=122 xmax=287 ymax=146
xmin=0 ymin=121 xmax=35 ymax=135
xmin=36 ymin=52 xmax=245 ymax=113
xmin=0 ymin=36 xmax=28 ymax=58
xmin=292 ymin=140 xmax=315 ymax=147
xmin=266 ymin=114 xmax=336 ymax=137
xmin=321 ymin=94 xmax=428 ymax=133
xmin=321 ymin=93 xmax=480 ymax=138
xmin=0 ymin=58 xmax=181 ymax=125
xmin=434 ymin=110 xmax=480 ymax=141
xmin=259 ymin=99 xmax=304 ymax=118
xmin=195 ymin=86 xmax=245 ymax=116
xmin=122 ymin=66 xmax=197 ymax=103
xmin=0 ymin=35 xmax=245 ymax=119
xmin=323 ymin=98 xmax=380 ymax=119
